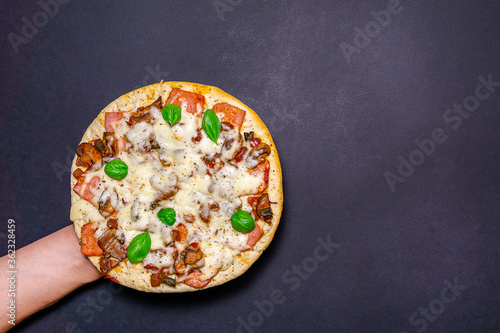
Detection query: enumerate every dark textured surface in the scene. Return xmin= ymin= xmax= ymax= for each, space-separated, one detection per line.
xmin=1 ymin=1 xmax=499 ymax=332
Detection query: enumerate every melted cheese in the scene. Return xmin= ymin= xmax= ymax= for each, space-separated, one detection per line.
xmin=78 ymin=94 xmax=270 ymax=285
xmin=70 ymin=199 xmax=103 ymax=222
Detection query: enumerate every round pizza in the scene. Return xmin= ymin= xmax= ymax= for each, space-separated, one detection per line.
xmin=69 ymin=81 xmax=283 ymax=292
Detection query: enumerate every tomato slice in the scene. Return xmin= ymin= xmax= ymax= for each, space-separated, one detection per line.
xmin=80 ymin=223 xmax=104 ymax=256
xmin=166 ymin=88 xmax=205 ymax=115
xmin=248 ymin=160 xmax=270 ymax=194
xmin=213 ymin=102 xmax=246 ymax=130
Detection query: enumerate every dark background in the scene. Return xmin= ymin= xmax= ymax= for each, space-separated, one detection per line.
xmin=1 ymin=1 xmax=499 ymax=332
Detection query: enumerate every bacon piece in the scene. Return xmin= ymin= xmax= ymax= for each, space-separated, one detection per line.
xmin=165 ymin=88 xmax=205 ymax=115
xmin=248 ymin=160 xmax=270 ymax=194
xmin=213 ymin=103 xmax=246 ymax=130
xmin=183 ymin=271 xmax=212 ymax=289
xmin=80 ymin=223 xmax=103 ymax=256
xmin=105 ymin=112 xmax=123 ymax=133
xmin=246 ymin=223 xmax=263 ymax=248
xmin=73 ymin=174 xmax=101 ymax=203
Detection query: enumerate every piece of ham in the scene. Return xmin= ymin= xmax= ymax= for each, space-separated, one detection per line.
xmin=165 ymin=88 xmax=205 ymax=115
xmin=80 ymin=223 xmax=103 ymax=256
xmin=213 ymin=102 xmax=246 ymax=130
xmin=248 ymin=160 xmax=270 ymax=194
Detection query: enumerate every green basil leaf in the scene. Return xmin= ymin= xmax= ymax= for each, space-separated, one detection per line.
xmin=157 ymin=208 xmax=176 ymax=226
xmin=104 ymin=159 xmax=128 ymax=180
xmin=127 ymin=232 xmax=151 ymax=263
xmin=202 ymin=109 xmax=221 ymax=145
xmin=162 ymin=104 xmax=182 ymax=126
xmin=231 ymin=210 xmax=255 ymax=233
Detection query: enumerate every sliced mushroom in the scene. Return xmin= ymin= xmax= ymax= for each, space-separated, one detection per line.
xmin=150 ymin=271 xmax=176 ymax=287
xmin=98 ymin=190 xmax=115 ymax=217
xmin=103 ymin=132 xmax=118 ymax=157
xmin=171 ymin=230 xmax=181 ymax=242
xmin=131 ymin=199 xmax=146 ymax=222
xmin=245 ymin=143 xmax=271 ymax=169
xmin=203 ymin=153 xmax=224 ymax=171
xmin=244 ymin=131 xmax=254 ymax=141
xmin=183 ymin=214 xmax=195 ymax=224
xmin=107 ymin=218 xmax=118 ymax=229
xmin=221 ymin=134 xmax=242 ymax=161
xmin=256 ymin=193 xmax=273 ymax=223
xmin=180 ymin=247 xmax=204 ymax=265
xmin=150 ymin=172 xmax=179 ymax=203
xmin=98 ymin=229 xmax=127 ymax=261
xmin=93 ymin=139 xmax=108 ymax=156
xmin=76 ymin=143 xmax=102 ymax=169
xmin=99 ymin=256 xmax=120 ymax=274
xmin=199 ymin=202 xmax=219 ymax=223
xmin=127 ymin=107 xmax=152 ymax=126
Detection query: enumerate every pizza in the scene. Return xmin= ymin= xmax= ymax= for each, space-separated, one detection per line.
xmin=69 ymin=81 xmax=283 ymax=292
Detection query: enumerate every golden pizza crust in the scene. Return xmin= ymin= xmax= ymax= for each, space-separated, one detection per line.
xmin=70 ymin=82 xmax=283 ymax=292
